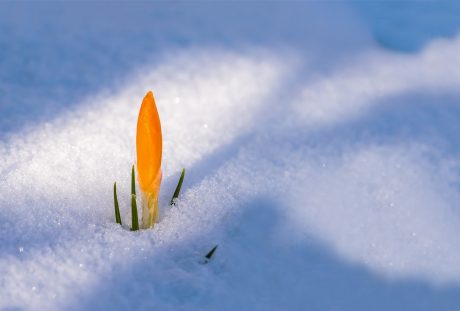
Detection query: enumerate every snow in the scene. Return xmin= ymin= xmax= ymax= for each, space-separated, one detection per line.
xmin=1 ymin=2 xmax=460 ymax=310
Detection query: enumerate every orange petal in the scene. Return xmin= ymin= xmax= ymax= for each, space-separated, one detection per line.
xmin=136 ymin=91 xmax=162 ymax=195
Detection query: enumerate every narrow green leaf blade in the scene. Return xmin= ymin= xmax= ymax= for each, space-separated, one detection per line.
xmin=131 ymin=165 xmax=136 ymax=196
xmin=131 ymin=194 xmax=139 ymax=231
xmin=131 ymin=166 xmax=139 ymax=231
xmin=113 ymin=182 xmax=122 ymax=225
xmin=205 ymin=245 xmax=218 ymax=260
xmin=170 ymin=168 xmax=185 ymax=206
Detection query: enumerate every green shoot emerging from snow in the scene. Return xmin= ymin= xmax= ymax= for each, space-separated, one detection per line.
xmin=131 ymin=165 xmax=139 ymax=231
xmin=205 ymin=245 xmax=218 ymax=261
xmin=170 ymin=168 xmax=185 ymax=206
xmin=112 ymin=167 xmax=186 ymax=230
xmin=113 ymin=182 xmax=122 ymax=225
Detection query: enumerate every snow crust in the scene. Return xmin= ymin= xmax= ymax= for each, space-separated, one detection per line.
xmin=1 ymin=2 xmax=460 ymax=310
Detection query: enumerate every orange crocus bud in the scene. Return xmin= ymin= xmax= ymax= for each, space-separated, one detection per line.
xmin=136 ymin=91 xmax=162 ymax=229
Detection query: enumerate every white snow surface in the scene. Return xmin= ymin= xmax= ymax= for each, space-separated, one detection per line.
xmin=2 ymin=2 xmax=460 ymax=310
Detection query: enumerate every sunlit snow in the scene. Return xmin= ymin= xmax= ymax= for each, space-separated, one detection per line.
xmin=1 ymin=2 xmax=460 ymax=310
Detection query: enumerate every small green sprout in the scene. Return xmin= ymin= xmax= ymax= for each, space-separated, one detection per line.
xmin=170 ymin=168 xmax=186 ymax=206
xmin=112 ymin=167 xmax=186 ymax=230
xmin=131 ymin=165 xmax=139 ymax=231
xmin=205 ymin=245 xmax=218 ymax=262
xmin=113 ymin=182 xmax=122 ymax=225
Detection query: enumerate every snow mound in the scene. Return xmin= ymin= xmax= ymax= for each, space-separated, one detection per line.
xmin=2 ymin=2 xmax=460 ymax=311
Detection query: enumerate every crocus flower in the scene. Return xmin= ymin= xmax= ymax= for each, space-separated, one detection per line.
xmin=136 ymin=91 xmax=162 ymax=229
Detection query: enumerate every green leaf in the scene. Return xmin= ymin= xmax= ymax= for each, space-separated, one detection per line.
xmin=205 ymin=244 xmax=218 ymax=261
xmin=131 ymin=165 xmax=136 ymax=196
xmin=170 ymin=168 xmax=185 ymax=206
xmin=131 ymin=166 xmax=139 ymax=231
xmin=131 ymin=194 xmax=139 ymax=231
xmin=113 ymin=182 xmax=122 ymax=225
